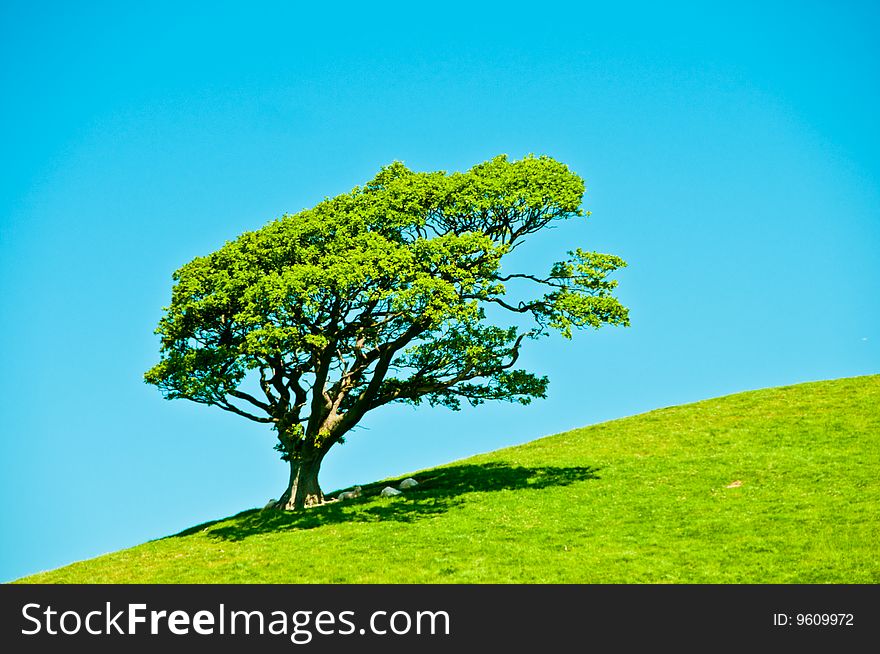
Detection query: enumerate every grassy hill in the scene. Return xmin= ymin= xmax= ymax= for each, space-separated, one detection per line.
xmin=18 ymin=375 xmax=880 ymax=583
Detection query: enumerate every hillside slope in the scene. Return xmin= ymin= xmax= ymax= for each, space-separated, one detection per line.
xmin=19 ymin=375 xmax=880 ymax=583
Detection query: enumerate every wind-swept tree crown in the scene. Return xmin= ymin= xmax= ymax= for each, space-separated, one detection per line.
xmin=145 ymin=155 xmax=629 ymax=456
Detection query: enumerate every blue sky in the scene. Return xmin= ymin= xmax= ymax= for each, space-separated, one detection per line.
xmin=1 ymin=1 xmax=878 ymax=582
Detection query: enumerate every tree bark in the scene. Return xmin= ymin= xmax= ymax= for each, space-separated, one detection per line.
xmin=275 ymin=450 xmax=326 ymax=510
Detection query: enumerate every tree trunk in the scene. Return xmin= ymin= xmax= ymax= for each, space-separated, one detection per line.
xmin=275 ymin=451 xmax=325 ymax=511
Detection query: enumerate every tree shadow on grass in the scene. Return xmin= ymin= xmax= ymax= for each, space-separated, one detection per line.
xmin=170 ymin=462 xmax=600 ymax=543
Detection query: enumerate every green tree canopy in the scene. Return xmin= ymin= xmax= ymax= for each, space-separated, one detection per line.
xmin=145 ymin=155 xmax=629 ymax=509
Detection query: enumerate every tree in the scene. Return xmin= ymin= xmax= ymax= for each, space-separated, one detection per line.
xmin=145 ymin=155 xmax=630 ymax=510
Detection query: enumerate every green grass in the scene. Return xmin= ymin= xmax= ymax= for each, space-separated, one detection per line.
xmin=18 ymin=375 xmax=880 ymax=583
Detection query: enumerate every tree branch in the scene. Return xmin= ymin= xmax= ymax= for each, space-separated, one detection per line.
xmin=217 ymin=399 xmax=274 ymax=423
xmin=228 ymin=389 xmax=273 ymax=413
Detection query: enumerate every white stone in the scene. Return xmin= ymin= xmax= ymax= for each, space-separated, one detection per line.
xmin=380 ymin=486 xmax=402 ymax=497
xmin=263 ymin=499 xmax=276 ymax=510
xmin=399 ymin=478 xmax=419 ymax=490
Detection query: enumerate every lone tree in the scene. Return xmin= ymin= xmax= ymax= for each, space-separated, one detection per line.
xmin=145 ymin=155 xmax=629 ymax=510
